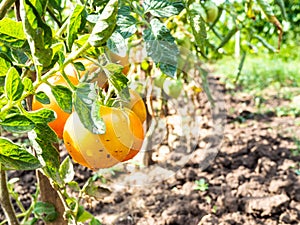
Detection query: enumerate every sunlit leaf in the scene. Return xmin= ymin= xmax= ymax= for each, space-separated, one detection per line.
xmin=51 ymin=85 xmax=73 ymax=113
xmin=143 ymin=0 xmax=184 ymax=18
xmin=73 ymin=83 xmax=105 ymax=134
xmin=143 ymin=18 xmax=178 ymax=78
xmin=88 ymin=0 xmax=118 ymax=47
xmin=5 ymin=67 xmax=24 ymax=102
xmin=59 ymin=156 xmax=75 ymax=184
xmin=1 ymin=114 xmax=35 ymax=133
xmin=20 ymin=0 xmax=53 ymax=66
xmin=0 ymin=137 xmax=41 ymax=170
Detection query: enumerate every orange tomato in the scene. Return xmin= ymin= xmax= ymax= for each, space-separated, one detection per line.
xmin=32 ymin=73 xmax=79 ymax=139
xmin=125 ymin=89 xmax=147 ymax=123
xmin=63 ymin=106 xmax=144 ymax=169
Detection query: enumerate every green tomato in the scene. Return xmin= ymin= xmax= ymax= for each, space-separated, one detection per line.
xmin=163 ymin=78 xmax=183 ymax=98
xmin=205 ymin=1 xmax=218 ymax=23
xmin=154 ymin=73 xmax=167 ymax=89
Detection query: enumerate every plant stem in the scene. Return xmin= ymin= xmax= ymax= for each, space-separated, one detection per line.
xmin=0 ymin=0 xmax=16 ymax=20
xmin=0 ymin=165 xmax=20 ymax=225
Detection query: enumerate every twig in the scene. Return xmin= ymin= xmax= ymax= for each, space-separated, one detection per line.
xmin=0 ymin=165 xmax=20 ymax=225
xmin=0 ymin=0 xmax=16 ymax=20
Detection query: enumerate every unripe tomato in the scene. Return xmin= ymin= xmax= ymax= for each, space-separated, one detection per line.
xmin=154 ymin=73 xmax=167 ymax=89
xmin=163 ymin=78 xmax=183 ymax=98
xmin=32 ymin=73 xmax=79 ymax=139
xmin=124 ymin=89 xmax=147 ymax=123
xmin=63 ymin=106 xmax=144 ymax=169
xmin=204 ymin=1 xmax=218 ymax=23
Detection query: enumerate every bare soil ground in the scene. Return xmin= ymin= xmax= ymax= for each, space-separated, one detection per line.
xmin=1 ymin=76 xmax=300 ymax=225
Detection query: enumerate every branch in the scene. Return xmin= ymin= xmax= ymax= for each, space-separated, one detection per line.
xmin=0 ymin=166 xmax=20 ymax=225
xmin=0 ymin=0 xmax=16 ymax=20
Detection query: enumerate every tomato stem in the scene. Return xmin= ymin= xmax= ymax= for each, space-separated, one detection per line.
xmin=0 ymin=164 xmax=20 ymax=225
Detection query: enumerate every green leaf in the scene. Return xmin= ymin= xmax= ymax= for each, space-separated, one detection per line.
xmin=105 ymin=69 xmax=129 ymax=99
xmin=30 ymin=0 xmax=48 ymax=16
xmin=67 ymin=4 xmax=86 ymax=50
xmin=76 ymin=206 xmax=93 ymax=222
xmin=1 ymin=114 xmax=35 ymax=133
xmin=187 ymin=2 xmax=207 ymax=54
xmin=143 ymin=0 xmax=184 ymax=18
xmin=0 ymin=18 xmax=26 ymax=48
xmin=59 ymin=156 xmax=75 ymax=184
xmin=33 ymin=202 xmax=58 ymax=222
xmin=0 ymin=137 xmax=41 ymax=170
xmin=22 ymin=77 xmax=34 ymax=93
xmin=0 ymin=56 xmax=11 ymax=77
xmin=90 ymin=218 xmax=102 ymax=225
xmin=51 ymin=85 xmax=73 ymax=113
xmin=30 ymin=123 xmax=61 ymax=183
xmin=73 ymin=83 xmax=106 ymax=134
xmin=143 ymin=18 xmax=178 ymax=78
xmin=88 ymin=0 xmax=118 ymax=47
xmin=35 ymin=91 xmax=50 ymax=104
xmin=107 ymin=31 xmax=127 ymax=55
xmin=5 ymin=67 xmax=24 ymax=102
xmin=20 ymin=0 xmax=53 ymax=67
xmin=117 ymin=6 xmax=137 ymax=38
xmin=26 ymin=108 xmax=56 ymax=123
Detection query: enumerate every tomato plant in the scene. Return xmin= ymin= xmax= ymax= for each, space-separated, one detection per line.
xmin=0 ymin=0 xmax=285 ymax=224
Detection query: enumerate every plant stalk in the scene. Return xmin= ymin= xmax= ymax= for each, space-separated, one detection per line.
xmin=0 ymin=166 xmax=20 ymax=225
xmin=0 ymin=0 xmax=16 ymax=20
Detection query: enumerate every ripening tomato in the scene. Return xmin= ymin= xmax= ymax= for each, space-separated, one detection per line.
xmin=63 ymin=106 xmax=144 ymax=169
xmin=32 ymin=73 xmax=79 ymax=139
xmin=124 ymin=89 xmax=147 ymax=123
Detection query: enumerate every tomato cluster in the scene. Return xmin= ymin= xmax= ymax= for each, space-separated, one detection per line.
xmin=32 ymin=56 xmax=146 ymax=169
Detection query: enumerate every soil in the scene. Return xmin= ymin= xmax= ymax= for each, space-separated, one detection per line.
xmin=1 ymin=75 xmax=300 ymax=225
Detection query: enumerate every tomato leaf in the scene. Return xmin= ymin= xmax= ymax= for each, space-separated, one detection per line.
xmin=0 ymin=114 xmax=35 ymax=133
xmin=90 ymin=218 xmax=102 ymax=225
xmin=76 ymin=206 xmax=93 ymax=222
xmin=22 ymin=77 xmax=34 ymax=93
xmin=88 ymin=0 xmax=118 ymax=47
xmin=26 ymin=108 xmax=56 ymax=123
xmin=30 ymin=123 xmax=61 ymax=184
xmin=73 ymin=83 xmax=106 ymax=134
xmin=20 ymin=0 xmax=53 ymax=67
xmin=59 ymin=156 xmax=74 ymax=184
xmin=67 ymin=4 xmax=86 ymax=50
xmin=0 ymin=18 xmax=26 ymax=48
xmin=143 ymin=0 xmax=184 ymax=18
xmin=0 ymin=56 xmax=11 ymax=77
xmin=51 ymin=85 xmax=73 ymax=114
xmin=117 ymin=6 xmax=137 ymax=38
xmin=33 ymin=202 xmax=58 ymax=222
xmin=107 ymin=31 xmax=127 ymax=55
xmin=143 ymin=18 xmax=178 ymax=78
xmin=0 ymin=137 xmax=41 ymax=171
xmin=187 ymin=2 xmax=207 ymax=54
xmin=5 ymin=67 xmax=24 ymax=102
xmin=35 ymin=91 xmax=50 ymax=104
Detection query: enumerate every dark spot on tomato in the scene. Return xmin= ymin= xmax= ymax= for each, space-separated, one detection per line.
xmin=106 ymin=139 xmax=110 ymax=142
xmin=107 ymin=154 xmax=110 ymax=158
xmin=99 ymin=149 xmax=103 ymax=152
